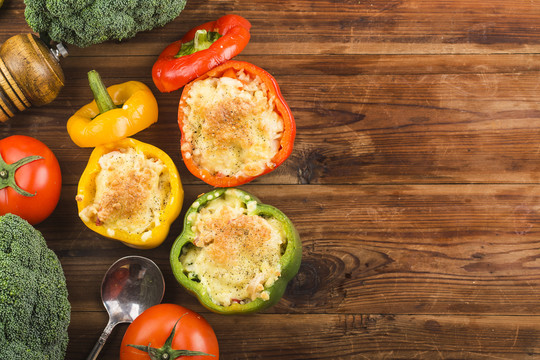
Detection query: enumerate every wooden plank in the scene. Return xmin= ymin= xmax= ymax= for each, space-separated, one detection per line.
xmin=46 ymin=53 xmax=540 ymax=76
xmin=67 ymin=312 xmax=540 ymax=359
xmin=38 ymin=184 xmax=540 ymax=316
xmin=3 ymin=0 xmax=540 ymax=56
xmin=6 ymin=67 xmax=540 ymax=186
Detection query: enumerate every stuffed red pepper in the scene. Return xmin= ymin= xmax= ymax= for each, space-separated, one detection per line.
xmin=178 ymin=60 xmax=295 ymax=187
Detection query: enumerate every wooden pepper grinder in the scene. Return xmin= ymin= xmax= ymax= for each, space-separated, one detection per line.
xmin=0 ymin=34 xmax=67 ymax=122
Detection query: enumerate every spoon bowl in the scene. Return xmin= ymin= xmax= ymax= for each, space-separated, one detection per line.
xmin=87 ymin=256 xmax=165 ymax=360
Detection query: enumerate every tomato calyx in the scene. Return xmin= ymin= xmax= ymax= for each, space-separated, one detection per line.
xmin=127 ymin=315 xmax=215 ymax=360
xmin=0 ymin=152 xmax=43 ymax=197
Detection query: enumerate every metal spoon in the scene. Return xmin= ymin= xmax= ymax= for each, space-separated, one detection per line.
xmin=87 ymin=255 xmax=165 ymax=360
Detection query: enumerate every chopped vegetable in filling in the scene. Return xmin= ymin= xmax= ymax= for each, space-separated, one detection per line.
xmin=180 ymin=190 xmax=285 ymax=306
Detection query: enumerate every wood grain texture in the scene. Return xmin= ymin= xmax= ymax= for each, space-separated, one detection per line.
xmin=0 ymin=34 xmax=64 ymax=106
xmin=44 ymin=184 xmax=540 ymax=317
xmin=1 ymin=0 xmax=540 ymax=358
xmin=68 ymin=312 xmax=540 ymax=360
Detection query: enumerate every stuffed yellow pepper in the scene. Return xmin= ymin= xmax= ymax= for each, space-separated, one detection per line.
xmin=76 ymin=138 xmax=183 ymax=249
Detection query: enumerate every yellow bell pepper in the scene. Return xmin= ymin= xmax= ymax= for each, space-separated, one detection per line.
xmin=67 ymin=70 xmax=158 ymax=148
xmin=75 ymin=137 xmax=183 ymax=249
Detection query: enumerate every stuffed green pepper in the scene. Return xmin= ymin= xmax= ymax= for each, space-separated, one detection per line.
xmin=170 ymin=188 xmax=302 ymax=314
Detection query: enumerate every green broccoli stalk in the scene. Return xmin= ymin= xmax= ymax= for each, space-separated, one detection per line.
xmin=24 ymin=0 xmax=187 ymax=48
xmin=0 ymin=213 xmax=71 ymax=360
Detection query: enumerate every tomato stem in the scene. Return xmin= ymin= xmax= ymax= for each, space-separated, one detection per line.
xmin=0 ymin=153 xmax=43 ymax=197
xmin=127 ymin=315 xmax=215 ymax=360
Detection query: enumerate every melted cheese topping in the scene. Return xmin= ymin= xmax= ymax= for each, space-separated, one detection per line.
xmin=181 ymin=70 xmax=284 ymax=178
xmin=78 ymin=147 xmax=171 ymax=236
xmin=180 ymin=190 xmax=285 ymax=306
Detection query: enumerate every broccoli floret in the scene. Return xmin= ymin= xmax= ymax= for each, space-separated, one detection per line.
xmin=24 ymin=0 xmax=187 ymax=47
xmin=0 ymin=214 xmax=71 ymax=360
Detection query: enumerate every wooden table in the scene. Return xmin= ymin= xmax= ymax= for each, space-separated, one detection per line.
xmin=2 ymin=0 xmax=540 ymax=358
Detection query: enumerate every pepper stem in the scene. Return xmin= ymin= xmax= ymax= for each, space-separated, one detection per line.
xmin=176 ymin=30 xmax=222 ymax=57
xmin=87 ymin=70 xmax=116 ymax=114
xmin=0 ymin=152 xmax=43 ymax=197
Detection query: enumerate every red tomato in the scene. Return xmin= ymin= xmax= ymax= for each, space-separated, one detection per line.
xmin=0 ymin=135 xmax=62 ymax=224
xmin=120 ymin=304 xmax=219 ymax=360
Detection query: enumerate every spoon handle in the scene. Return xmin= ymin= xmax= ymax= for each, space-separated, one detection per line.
xmin=86 ymin=320 xmax=117 ymax=360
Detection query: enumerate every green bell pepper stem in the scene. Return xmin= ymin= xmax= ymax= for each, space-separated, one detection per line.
xmin=175 ymin=30 xmax=222 ymax=57
xmin=0 ymin=152 xmax=43 ymax=197
xmin=170 ymin=188 xmax=302 ymax=315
